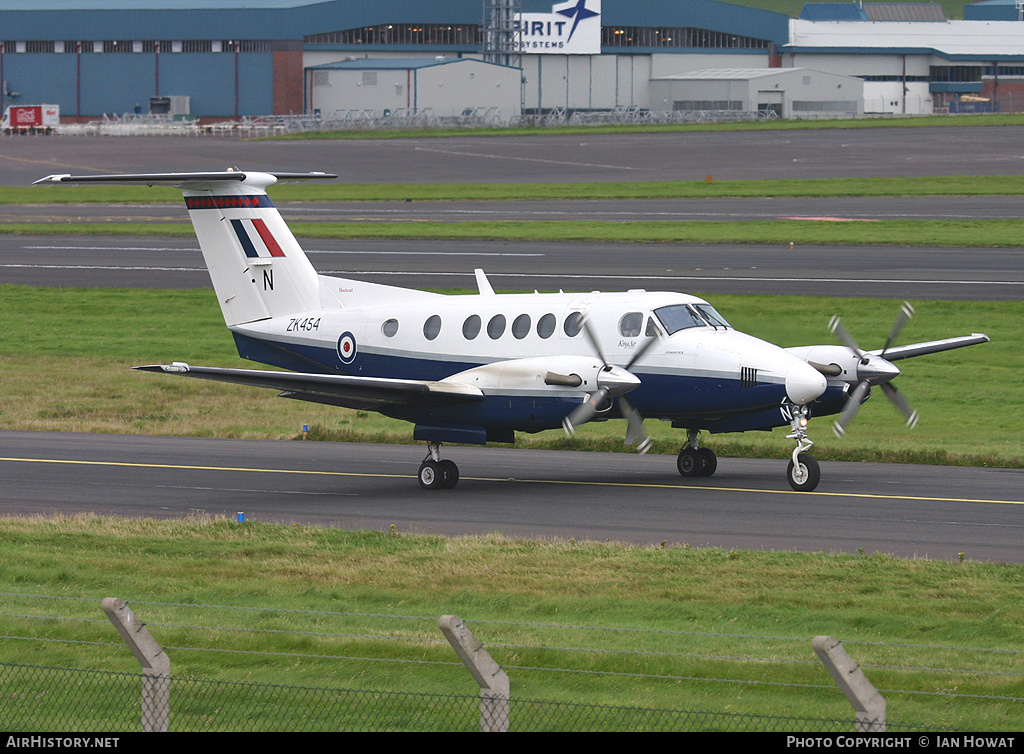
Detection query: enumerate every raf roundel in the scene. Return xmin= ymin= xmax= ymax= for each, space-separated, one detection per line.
xmin=337 ymin=331 xmax=357 ymax=365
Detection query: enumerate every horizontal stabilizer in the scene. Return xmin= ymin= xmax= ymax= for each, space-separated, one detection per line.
xmin=134 ymin=364 xmax=484 ymax=410
xmin=34 ymin=171 xmax=336 ymax=187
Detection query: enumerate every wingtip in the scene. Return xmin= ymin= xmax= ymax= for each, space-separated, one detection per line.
xmin=32 ymin=174 xmax=71 ymax=185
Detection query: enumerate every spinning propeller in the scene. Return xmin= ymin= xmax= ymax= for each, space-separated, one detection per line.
xmin=557 ymin=318 xmax=659 ymax=453
xmin=827 ymin=302 xmax=919 ymax=437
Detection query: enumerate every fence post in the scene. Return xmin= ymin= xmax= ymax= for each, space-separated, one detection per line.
xmin=102 ymin=598 xmax=170 ymax=732
xmin=439 ymin=614 xmax=510 ymax=732
xmin=813 ymin=635 xmax=885 ymax=732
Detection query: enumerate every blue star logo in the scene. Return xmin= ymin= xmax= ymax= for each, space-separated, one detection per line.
xmin=556 ymin=0 xmax=600 ymax=44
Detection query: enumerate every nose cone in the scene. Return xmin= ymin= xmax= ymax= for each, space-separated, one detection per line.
xmin=786 ymin=360 xmax=828 ymax=405
xmin=857 ymin=355 xmax=900 ymax=385
xmin=597 ymin=364 xmax=641 ymax=397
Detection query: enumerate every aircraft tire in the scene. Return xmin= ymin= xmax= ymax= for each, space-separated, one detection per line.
xmin=787 ymin=454 xmax=820 ymax=492
xmin=698 ymin=448 xmax=717 ymax=477
xmin=418 ymin=460 xmax=445 ymax=490
xmin=439 ymin=460 xmax=460 ymax=489
xmin=676 ymin=448 xmax=704 ymax=477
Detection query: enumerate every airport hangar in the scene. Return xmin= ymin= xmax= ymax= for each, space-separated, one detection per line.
xmin=2 ymin=0 xmax=1024 ymax=123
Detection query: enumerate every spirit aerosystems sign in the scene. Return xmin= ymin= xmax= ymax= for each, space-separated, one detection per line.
xmin=514 ymin=0 xmax=602 ymax=55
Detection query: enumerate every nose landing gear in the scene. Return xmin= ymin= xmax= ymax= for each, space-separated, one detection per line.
xmin=785 ymin=404 xmax=820 ymax=492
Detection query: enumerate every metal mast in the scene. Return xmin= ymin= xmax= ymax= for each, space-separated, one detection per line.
xmin=483 ymin=0 xmax=522 ymax=68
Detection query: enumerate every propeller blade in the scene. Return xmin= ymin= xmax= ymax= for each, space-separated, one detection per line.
xmin=829 ymin=315 xmax=868 ymax=363
xmin=624 ymin=331 xmax=661 ymax=371
xmin=832 ymin=380 xmax=870 ymax=437
xmin=881 ymin=302 xmax=915 ymax=357
xmin=562 ymin=387 xmax=609 ymax=436
xmin=620 ymin=396 xmax=652 ymax=454
xmin=580 ymin=316 xmax=608 ymax=367
xmin=880 ymin=382 xmax=919 ymax=429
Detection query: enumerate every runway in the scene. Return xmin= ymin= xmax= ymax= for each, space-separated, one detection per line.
xmin=6 ymin=126 xmax=1024 ymax=185
xmin=1 ymin=128 xmax=1019 ymax=559
xmin=2 ymin=234 xmax=1020 ymax=299
xmin=3 ymin=431 xmax=1022 ymax=562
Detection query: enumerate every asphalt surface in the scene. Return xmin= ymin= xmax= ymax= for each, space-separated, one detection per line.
xmin=3 ymin=431 xmax=1022 ymax=562
xmin=1 ymin=128 xmax=1019 ymax=558
xmin=6 ymin=126 xmax=1024 ymax=185
xmin=2 ymin=235 xmax=1020 ymax=299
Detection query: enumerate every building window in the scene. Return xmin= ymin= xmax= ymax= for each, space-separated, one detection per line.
xmin=602 ymin=26 xmax=769 ymax=50
xmin=306 ymin=24 xmax=482 ymax=46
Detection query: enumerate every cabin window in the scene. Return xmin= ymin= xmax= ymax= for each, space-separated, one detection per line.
xmin=423 ymin=315 xmax=441 ymax=341
xmin=563 ymin=311 xmax=584 ymax=337
xmin=512 ymin=314 xmax=531 ymax=339
xmin=382 ymin=318 xmax=399 ymax=337
xmin=462 ymin=314 xmax=481 ymax=340
xmin=537 ymin=313 xmax=556 ymax=339
xmin=487 ymin=314 xmax=506 ymax=339
xmin=619 ymin=312 xmax=643 ymax=337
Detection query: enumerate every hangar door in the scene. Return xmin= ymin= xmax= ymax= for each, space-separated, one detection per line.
xmin=757 ymin=91 xmax=783 ymax=118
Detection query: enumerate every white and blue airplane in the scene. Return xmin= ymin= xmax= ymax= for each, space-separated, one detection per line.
xmin=35 ymin=169 xmax=990 ymax=492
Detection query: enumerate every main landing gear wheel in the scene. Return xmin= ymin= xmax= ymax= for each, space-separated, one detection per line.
xmin=677 ymin=447 xmax=717 ymax=478
xmin=698 ymin=447 xmax=717 ymax=477
xmin=418 ymin=442 xmax=460 ymax=490
xmin=418 ymin=459 xmax=459 ymax=490
xmin=787 ymin=453 xmax=820 ymax=492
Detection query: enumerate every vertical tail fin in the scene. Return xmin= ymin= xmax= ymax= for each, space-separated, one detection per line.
xmin=182 ymin=172 xmax=324 ymax=326
xmin=34 ymin=170 xmax=336 ymax=327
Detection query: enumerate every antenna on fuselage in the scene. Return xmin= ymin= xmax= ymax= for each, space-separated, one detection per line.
xmin=474 ymin=268 xmax=495 ymax=295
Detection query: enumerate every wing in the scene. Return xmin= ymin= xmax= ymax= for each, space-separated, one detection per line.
xmin=867 ymin=333 xmax=990 ymax=362
xmin=133 ymin=364 xmax=484 ymax=411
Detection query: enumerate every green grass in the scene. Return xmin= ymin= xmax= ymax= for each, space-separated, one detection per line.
xmin=727 ymin=0 xmax=971 ymax=20
xmin=1 ymin=515 xmax=1022 ymax=730
xmin=14 ymin=173 xmax=1024 ymax=204
xmin=7 ymin=217 xmax=1024 ymax=247
xmin=1 ymin=285 xmax=1018 ymax=468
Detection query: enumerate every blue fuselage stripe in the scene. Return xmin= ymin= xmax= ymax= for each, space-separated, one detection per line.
xmin=231 ymin=333 xmax=845 ymax=433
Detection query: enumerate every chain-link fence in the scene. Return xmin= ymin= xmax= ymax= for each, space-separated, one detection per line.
xmin=0 ymin=106 xmax=783 ymax=138
xmin=0 ymin=662 xmax=871 ymax=732
xmin=3 ymin=592 xmax=1017 ymax=732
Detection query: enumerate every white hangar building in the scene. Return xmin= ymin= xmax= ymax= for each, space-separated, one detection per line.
xmin=4 ymin=1 xmax=1024 ymax=122
xmin=306 ymin=58 xmax=522 ymax=122
xmin=649 ymin=67 xmax=863 ymax=119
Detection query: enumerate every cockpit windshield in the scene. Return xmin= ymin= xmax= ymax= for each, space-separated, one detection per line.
xmin=654 ymin=304 xmax=730 ymax=334
xmin=694 ymin=304 xmax=730 ymax=328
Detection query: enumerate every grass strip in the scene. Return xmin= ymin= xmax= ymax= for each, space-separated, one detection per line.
xmin=0 ymin=515 xmax=1022 ymax=729
xmin=4 ymin=217 xmax=1024 ymax=247
xmin=1 ymin=285 xmax=1019 ymax=468
xmin=11 ymin=173 xmax=1024 ymax=204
